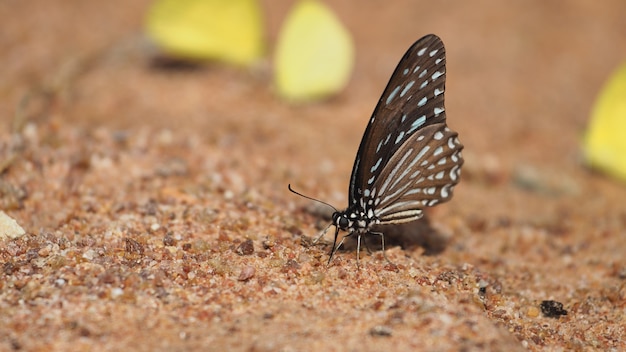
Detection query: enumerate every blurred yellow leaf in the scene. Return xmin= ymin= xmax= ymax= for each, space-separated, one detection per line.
xmin=145 ymin=0 xmax=264 ymax=66
xmin=583 ymin=61 xmax=626 ymax=183
xmin=274 ymin=0 xmax=354 ymax=102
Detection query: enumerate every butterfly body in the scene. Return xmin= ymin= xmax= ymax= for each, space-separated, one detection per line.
xmin=332 ymin=204 xmax=378 ymax=234
xmin=293 ymin=34 xmax=463 ymax=266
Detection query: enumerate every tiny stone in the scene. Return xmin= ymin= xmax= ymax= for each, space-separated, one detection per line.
xmin=238 ymin=266 xmax=255 ymax=281
xmin=478 ymin=279 xmax=489 ymax=296
xmin=236 ymin=239 xmax=254 ymax=256
xmin=282 ymin=259 xmax=300 ymax=273
xmin=111 ymin=288 xmax=124 ymax=299
xmin=527 ymin=306 xmax=540 ymax=318
xmin=163 ymin=234 xmax=176 ymax=246
xmin=38 ymin=246 xmax=51 ymax=257
xmin=369 ymin=325 xmax=393 ymax=337
xmin=540 ymin=300 xmax=568 ymax=318
xmin=0 ymin=211 xmax=26 ymax=240
xmin=125 ymin=238 xmax=144 ymax=255
xmin=82 ymin=249 xmax=96 ymax=261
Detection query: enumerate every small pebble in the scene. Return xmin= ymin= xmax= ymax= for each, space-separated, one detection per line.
xmin=369 ymin=325 xmax=392 ymax=337
xmin=527 ymin=306 xmax=540 ymax=318
xmin=0 ymin=211 xmax=26 ymax=240
xmin=236 ymin=239 xmax=254 ymax=256
xmin=82 ymin=249 xmax=96 ymax=261
xmin=540 ymin=300 xmax=568 ymax=318
xmin=238 ymin=266 xmax=256 ymax=281
xmin=111 ymin=288 xmax=124 ymax=299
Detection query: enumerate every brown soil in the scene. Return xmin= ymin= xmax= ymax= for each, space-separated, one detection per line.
xmin=1 ymin=1 xmax=625 ymax=351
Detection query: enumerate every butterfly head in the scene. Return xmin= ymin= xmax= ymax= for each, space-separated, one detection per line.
xmin=332 ymin=205 xmax=375 ymax=234
xmin=332 ymin=211 xmax=351 ymax=231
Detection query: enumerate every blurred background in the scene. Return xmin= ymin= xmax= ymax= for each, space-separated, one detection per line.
xmin=2 ymin=0 xmax=626 ymax=201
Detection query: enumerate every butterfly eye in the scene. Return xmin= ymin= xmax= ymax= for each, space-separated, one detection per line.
xmin=332 ymin=212 xmax=349 ymax=230
xmin=338 ymin=216 xmax=349 ymax=230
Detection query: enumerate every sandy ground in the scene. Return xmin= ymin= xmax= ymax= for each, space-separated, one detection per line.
xmin=1 ymin=1 xmax=626 ymax=351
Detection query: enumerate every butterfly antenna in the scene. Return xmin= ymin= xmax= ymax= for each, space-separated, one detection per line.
xmin=287 ymin=184 xmax=338 ymax=213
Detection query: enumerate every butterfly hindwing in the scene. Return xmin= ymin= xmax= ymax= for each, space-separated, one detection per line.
xmin=373 ymin=123 xmax=463 ymax=223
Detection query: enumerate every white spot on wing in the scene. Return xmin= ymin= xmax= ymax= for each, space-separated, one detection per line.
xmin=387 ymin=144 xmax=430 ymax=192
xmin=376 ymin=140 xmax=383 ymax=153
xmin=417 ymin=47 xmax=427 ymax=56
xmin=371 ymin=157 xmax=382 ymax=172
xmin=395 ymin=131 xmax=405 ymax=144
xmin=378 ymin=148 xmax=414 ymax=195
xmin=418 ymin=97 xmax=427 ymax=107
xmin=405 ymin=188 xmax=421 ymax=195
xmin=386 ymin=86 xmax=401 ymax=105
xmin=441 ymin=184 xmax=451 ymax=198
xmin=449 ymin=165 xmax=460 ymax=181
xmin=408 ymin=116 xmax=426 ymax=134
xmin=400 ymin=81 xmax=415 ymax=97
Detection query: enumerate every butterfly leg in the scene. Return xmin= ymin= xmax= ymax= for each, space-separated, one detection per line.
xmin=362 ymin=235 xmax=374 ymax=255
xmin=356 ymin=235 xmax=362 ymax=269
xmin=313 ymin=222 xmax=333 ymax=244
xmin=370 ymin=231 xmax=394 ymax=265
xmin=327 ymin=226 xmax=343 ymax=265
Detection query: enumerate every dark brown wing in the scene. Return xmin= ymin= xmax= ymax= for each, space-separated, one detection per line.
xmin=348 ymin=34 xmax=449 ymax=209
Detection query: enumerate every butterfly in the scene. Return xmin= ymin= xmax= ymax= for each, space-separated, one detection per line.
xmin=290 ymin=34 xmax=463 ymax=266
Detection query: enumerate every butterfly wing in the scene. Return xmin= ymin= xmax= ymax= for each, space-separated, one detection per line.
xmin=372 ymin=123 xmax=463 ymax=223
xmin=348 ymin=34 xmax=462 ymax=221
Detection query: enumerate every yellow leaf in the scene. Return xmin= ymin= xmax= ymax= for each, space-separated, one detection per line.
xmin=145 ymin=0 xmax=264 ymax=66
xmin=583 ymin=61 xmax=626 ymax=183
xmin=274 ymin=0 xmax=354 ymax=102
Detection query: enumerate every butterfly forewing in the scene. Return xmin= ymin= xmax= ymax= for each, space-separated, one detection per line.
xmin=349 ymin=34 xmax=462 ymax=222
